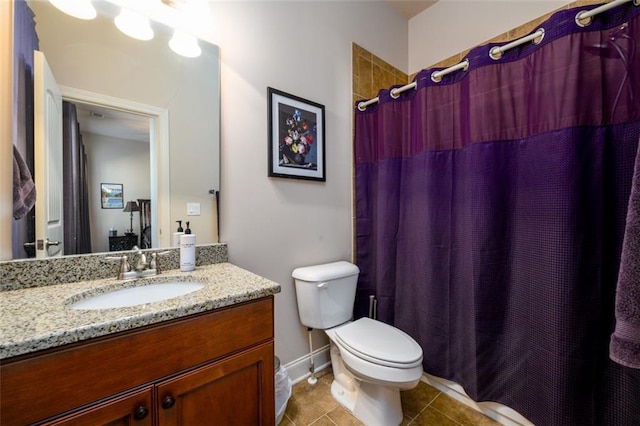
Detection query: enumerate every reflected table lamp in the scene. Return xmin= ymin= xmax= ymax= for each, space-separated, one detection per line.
xmin=123 ymin=201 xmax=140 ymax=235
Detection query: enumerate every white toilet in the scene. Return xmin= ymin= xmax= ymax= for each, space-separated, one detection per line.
xmin=292 ymin=261 xmax=423 ymax=426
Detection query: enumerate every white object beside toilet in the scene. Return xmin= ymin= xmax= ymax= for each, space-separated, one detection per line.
xmin=292 ymin=261 xmax=423 ymax=426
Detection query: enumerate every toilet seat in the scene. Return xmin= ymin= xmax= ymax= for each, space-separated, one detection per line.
xmin=333 ymin=318 xmax=423 ymax=368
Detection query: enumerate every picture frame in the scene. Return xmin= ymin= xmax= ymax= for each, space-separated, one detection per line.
xmin=268 ymin=87 xmax=325 ymax=181
xmin=101 ymin=183 xmax=124 ymax=209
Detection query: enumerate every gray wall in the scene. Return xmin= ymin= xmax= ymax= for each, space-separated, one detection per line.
xmin=213 ymin=1 xmax=409 ymax=368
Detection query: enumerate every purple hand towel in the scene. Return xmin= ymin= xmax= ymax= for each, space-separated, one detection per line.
xmin=610 ymin=140 xmax=640 ymax=369
xmin=13 ymin=145 xmax=36 ymax=220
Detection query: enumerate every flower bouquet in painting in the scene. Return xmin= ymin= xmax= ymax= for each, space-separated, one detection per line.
xmin=278 ymin=108 xmax=318 ymax=169
xmin=268 ymin=87 xmax=325 ymax=181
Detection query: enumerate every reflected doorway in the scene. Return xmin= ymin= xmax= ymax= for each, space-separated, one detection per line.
xmin=14 ymin=86 xmax=170 ymax=258
xmin=74 ymin=101 xmax=151 ymax=254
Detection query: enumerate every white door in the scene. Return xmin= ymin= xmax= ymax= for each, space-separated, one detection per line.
xmin=33 ymin=50 xmax=64 ymax=257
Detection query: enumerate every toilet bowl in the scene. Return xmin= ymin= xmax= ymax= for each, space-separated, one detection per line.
xmin=293 ymin=261 xmax=424 ymax=426
xmin=325 ymin=318 xmax=423 ymax=425
xmin=328 ymin=318 xmax=423 ymax=386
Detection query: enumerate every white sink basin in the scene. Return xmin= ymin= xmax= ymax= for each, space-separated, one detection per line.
xmin=69 ymin=282 xmax=205 ymax=310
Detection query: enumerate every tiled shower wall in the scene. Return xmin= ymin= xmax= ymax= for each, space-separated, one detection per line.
xmin=352 ymin=43 xmax=408 ymax=107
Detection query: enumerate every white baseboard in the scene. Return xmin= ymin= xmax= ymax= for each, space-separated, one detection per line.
xmin=422 ymin=373 xmax=534 ymax=426
xmin=283 ymin=345 xmax=331 ymax=385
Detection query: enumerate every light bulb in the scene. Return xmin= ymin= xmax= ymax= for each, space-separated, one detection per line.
xmin=169 ymin=30 xmax=201 ymax=58
xmin=49 ymin=0 xmax=96 ymax=20
xmin=114 ymin=8 xmax=154 ymax=41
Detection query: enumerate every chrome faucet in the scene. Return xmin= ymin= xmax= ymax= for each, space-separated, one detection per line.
xmin=107 ymin=248 xmax=171 ymax=280
xmin=132 ymin=246 xmax=148 ymax=272
xmin=106 ymin=255 xmax=132 ymax=280
xmin=149 ymin=251 xmax=171 ymax=274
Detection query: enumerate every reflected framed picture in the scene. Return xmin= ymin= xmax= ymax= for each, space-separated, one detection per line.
xmin=101 ymin=183 xmax=124 ymax=209
xmin=268 ymin=87 xmax=325 ymax=181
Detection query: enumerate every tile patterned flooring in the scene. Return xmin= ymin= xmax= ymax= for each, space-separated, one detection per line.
xmin=281 ymin=369 xmax=501 ymax=426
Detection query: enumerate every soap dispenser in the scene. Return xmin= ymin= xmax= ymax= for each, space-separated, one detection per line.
xmin=180 ymin=222 xmax=196 ymax=272
xmin=173 ymin=220 xmax=184 ymax=247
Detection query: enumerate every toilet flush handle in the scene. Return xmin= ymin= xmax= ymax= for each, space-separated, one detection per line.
xmin=317 ymin=282 xmax=328 ymax=289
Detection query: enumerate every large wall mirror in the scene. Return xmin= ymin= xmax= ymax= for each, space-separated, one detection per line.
xmin=9 ymin=0 xmax=220 ymax=260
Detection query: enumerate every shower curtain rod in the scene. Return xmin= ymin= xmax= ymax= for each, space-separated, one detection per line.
xmin=357 ymin=0 xmax=638 ymax=111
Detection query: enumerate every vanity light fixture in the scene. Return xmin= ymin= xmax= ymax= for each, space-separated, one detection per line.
xmin=48 ymin=0 xmax=97 ymax=20
xmin=168 ymin=30 xmax=202 ymax=58
xmin=114 ymin=8 xmax=154 ymax=41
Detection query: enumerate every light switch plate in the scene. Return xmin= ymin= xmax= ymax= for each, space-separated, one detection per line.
xmin=187 ymin=202 xmax=201 ymax=216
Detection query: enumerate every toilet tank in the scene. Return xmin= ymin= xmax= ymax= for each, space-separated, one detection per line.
xmin=292 ymin=261 xmax=360 ymax=330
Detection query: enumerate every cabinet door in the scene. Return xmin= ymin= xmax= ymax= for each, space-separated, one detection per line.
xmin=43 ymin=387 xmax=153 ymax=426
xmin=156 ymin=342 xmax=275 ymax=426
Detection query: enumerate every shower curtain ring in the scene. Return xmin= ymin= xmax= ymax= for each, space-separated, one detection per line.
xmin=575 ymin=10 xmax=593 ymax=27
xmin=490 ymin=46 xmax=503 ymax=60
xmin=533 ymin=28 xmax=545 ymax=45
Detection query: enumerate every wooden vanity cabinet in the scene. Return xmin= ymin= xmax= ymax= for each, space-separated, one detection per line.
xmin=0 ymin=297 xmax=275 ymax=426
xmin=156 ymin=343 xmax=273 ymax=425
xmin=44 ymin=387 xmax=155 ymax=426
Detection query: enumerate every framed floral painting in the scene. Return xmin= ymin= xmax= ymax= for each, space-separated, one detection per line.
xmin=268 ymin=87 xmax=325 ymax=181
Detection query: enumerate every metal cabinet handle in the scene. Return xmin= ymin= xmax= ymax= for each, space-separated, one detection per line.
xmin=133 ymin=405 xmax=149 ymax=420
xmin=161 ymin=395 xmax=176 ymax=409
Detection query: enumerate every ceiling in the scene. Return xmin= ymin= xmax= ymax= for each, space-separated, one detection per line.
xmin=75 ymin=0 xmax=435 ymax=142
xmin=386 ymin=0 xmax=438 ymax=19
xmin=75 ymin=103 xmax=150 ymax=143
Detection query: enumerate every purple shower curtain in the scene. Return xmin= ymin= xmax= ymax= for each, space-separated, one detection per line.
xmin=355 ymin=3 xmax=640 ymax=425
xmin=63 ymin=101 xmax=92 ymax=255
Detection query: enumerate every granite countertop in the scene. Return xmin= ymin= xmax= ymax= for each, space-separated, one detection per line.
xmin=0 ymin=263 xmax=280 ymax=360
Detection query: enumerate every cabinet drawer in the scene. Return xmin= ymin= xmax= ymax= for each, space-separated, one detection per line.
xmin=1 ymin=297 xmax=274 ymax=425
xmin=43 ymin=387 xmax=154 ymax=426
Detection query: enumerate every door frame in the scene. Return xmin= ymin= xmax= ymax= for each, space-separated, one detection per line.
xmin=60 ymin=86 xmax=170 ymax=249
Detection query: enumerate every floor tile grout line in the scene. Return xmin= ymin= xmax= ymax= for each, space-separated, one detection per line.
xmin=324 ymin=413 xmax=339 ymax=426
xmin=283 ymin=413 xmax=295 ymax=426
xmin=409 ymin=389 xmax=443 ymax=422
xmin=324 ymin=406 xmax=343 ymax=426
xmin=428 ymin=391 xmax=442 ymax=406
xmin=429 ymin=405 xmax=467 ymax=426
xmin=309 ymin=414 xmax=325 ymax=426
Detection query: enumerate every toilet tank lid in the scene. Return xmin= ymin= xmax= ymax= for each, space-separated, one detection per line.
xmin=292 ymin=261 xmax=359 ymax=281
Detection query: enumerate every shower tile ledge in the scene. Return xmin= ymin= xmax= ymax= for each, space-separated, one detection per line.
xmin=0 ymin=262 xmax=280 ymax=359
